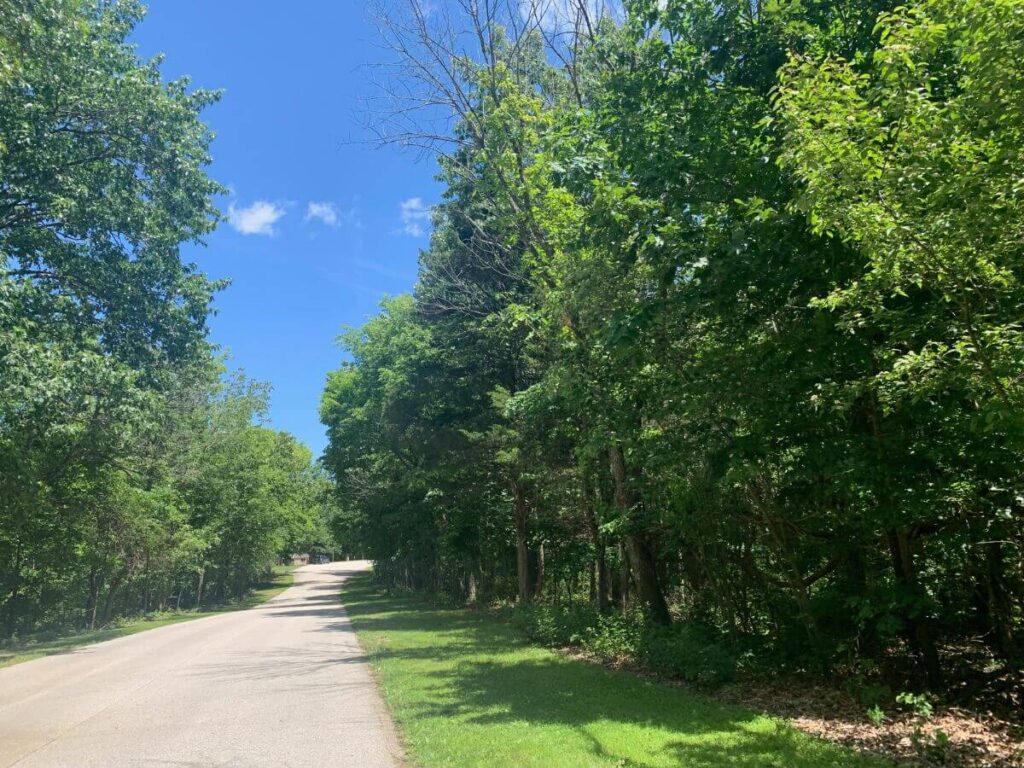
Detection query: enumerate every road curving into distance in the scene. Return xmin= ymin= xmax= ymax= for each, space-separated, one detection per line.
xmin=0 ymin=560 xmax=403 ymax=768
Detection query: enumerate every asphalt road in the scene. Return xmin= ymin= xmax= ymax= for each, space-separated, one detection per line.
xmin=0 ymin=561 xmax=404 ymax=768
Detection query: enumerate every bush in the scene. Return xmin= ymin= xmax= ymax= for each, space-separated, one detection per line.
xmin=515 ymin=604 xmax=736 ymax=685
xmin=638 ymin=622 xmax=737 ymax=686
xmin=580 ymin=611 xmax=644 ymax=662
xmin=515 ymin=604 xmax=601 ymax=647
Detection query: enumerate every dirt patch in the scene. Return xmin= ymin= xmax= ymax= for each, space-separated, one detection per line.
xmin=556 ymin=645 xmax=1022 ymax=767
xmin=718 ymin=680 xmax=1024 ymax=768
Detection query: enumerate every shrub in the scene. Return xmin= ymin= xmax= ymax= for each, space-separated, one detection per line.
xmin=638 ymin=622 xmax=737 ymax=686
xmin=514 ymin=604 xmax=736 ymax=685
xmin=580 ymin=611 xmax=644 ymax=662
xmin=515 ymin=604 xmax=600 ymax=647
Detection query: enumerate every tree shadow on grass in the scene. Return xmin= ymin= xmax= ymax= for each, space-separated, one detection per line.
xmin=342 ymin=575 xmax=888 ymax=768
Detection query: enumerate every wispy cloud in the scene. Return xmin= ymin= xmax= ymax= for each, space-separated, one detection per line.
xmin=524 ymin=0 xmax=617 ymax=33
xmin=399 ymin=197 xmax=431 ymax=237
xmin=305 ymin=201 xmax=339 ymax=227
xmin=227 ymin=200 xmax=285 ymax=236
xmin=305 ymin=201 xmax=362 ymax=230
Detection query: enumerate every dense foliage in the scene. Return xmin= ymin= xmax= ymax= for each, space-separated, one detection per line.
xmin=322 ymin=0 xmax=1024 ymax=694
xmin=0 ymin=0 xmax=332 ymax=638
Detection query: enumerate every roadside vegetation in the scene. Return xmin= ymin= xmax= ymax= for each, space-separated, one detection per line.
xmin=0 ymin=565 xmax=295 ymax=669
xmin=344 ymin=575 xmax=890 ymax=768
xmin=3 ymin=0 xmax=1023 ymax=763
xmin=320 ymin=0 xmax=1024 ymax=757
xmin=0 ymin=1 xmax=334 ymax=643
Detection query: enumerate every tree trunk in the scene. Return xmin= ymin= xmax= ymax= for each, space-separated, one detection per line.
xmin=608 ymin=445 xmax=671 ymax=625
xmin=100 ymin=574 xmax=122 ymax=627
xmin=582 ymin=470 xmax=610 ymax=613
xmin=595 ymin=542 xmax=610 ymax=613
xmin=534 ymin=542 xmax=546 ymax=597
xmin=624 ymin=534 xmax=671 ymax=626
xmin=195 ymin=569 xmax=205 ymax=608
xmin=888 ymin=529 xmax=943 ymax=689
xmin=85 ymin=569 xmax=101 ymax=630
xmin=983 ymin=541 xmax=1015 ymax=658
xmin=615 ymin=541 xmax=629 ymax=613
xmin=511 ymin=478 xmax=531 ymax=603
xmin=143 ymin=553 xmax=151 ymax=614
xmin=3 ymin=540 xmax=24 ymax=637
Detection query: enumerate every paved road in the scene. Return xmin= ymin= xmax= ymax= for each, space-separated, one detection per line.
xmin=0 ymin=561 xmax=403 ymax=768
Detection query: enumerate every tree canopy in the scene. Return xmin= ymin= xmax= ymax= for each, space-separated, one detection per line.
xmin=1 ymin=0 xmax=333 ymax=638
xmin=322 ymin=0 xmax=1024 ymax=695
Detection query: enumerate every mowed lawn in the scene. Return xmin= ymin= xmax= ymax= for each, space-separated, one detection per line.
xmin=343 ymin=575 xmax=892 ymax=768
xmin=0 ymin=565 xmax=296 ymax=669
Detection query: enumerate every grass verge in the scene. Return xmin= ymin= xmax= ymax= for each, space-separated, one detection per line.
xmin=343 ymin=575 xmax=893 ymax=768
xmin=0 ymin=565 xmax=296 ymax=669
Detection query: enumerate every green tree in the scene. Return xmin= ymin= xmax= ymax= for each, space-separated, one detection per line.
xmin=324 ymin=0 xmax=1024 ymax=694
xmin=1 ymin=2 xmax=329 ymax=638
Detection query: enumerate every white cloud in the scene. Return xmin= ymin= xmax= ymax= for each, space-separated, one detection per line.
xmin=305 ymin=201 xmax=339 ymax=227
xmin=227 ymin=200 xmax=285 ymax=236
xmin=524 ymin=0 xmax=619 ymax=33
xmin=305 ymin=201 xmax=363 ymax=231
xmin=399 ymin=197 xmax=431 ymax=237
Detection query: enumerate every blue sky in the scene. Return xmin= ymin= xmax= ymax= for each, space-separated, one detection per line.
xmin=132 ymin=3 xmax=441 ymax=456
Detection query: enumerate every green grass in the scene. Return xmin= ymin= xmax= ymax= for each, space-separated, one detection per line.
xmin=0 ymin=565 xmax=296 ymax=669
xmin=343 ymin=575 xmax=893 ymax=768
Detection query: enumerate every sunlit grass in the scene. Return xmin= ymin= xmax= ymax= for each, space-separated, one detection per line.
xmin=0 ymin=565 xmax=296 ymax=669
xmin=344 ymin=575 xmax=892 ymax=768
